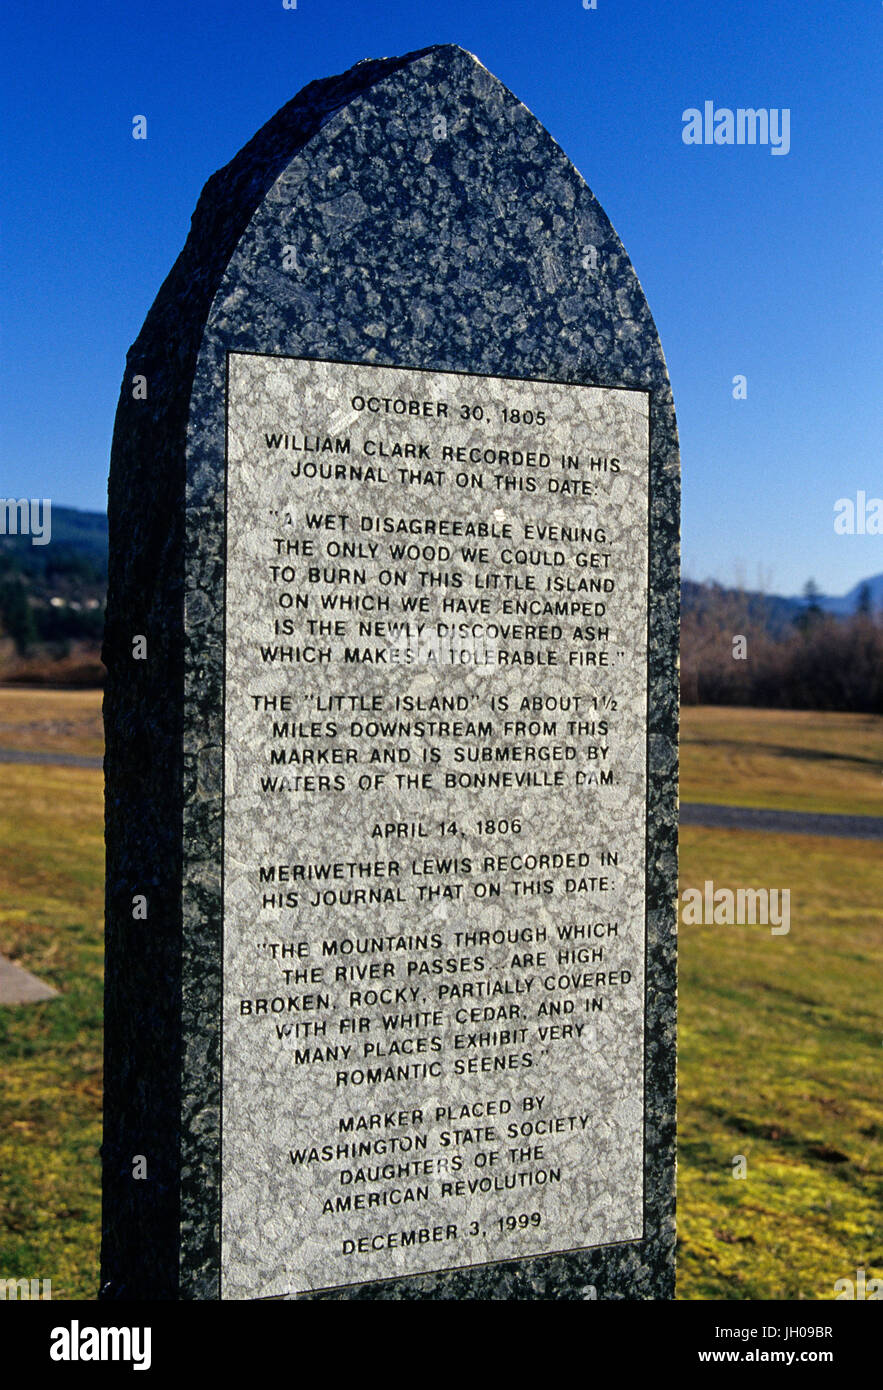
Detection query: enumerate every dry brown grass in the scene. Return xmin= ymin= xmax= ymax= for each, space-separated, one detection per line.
xmin=0 ymin=687 xmax=103 ymax=758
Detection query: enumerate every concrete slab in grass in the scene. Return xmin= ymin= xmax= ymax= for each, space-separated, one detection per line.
xmin=0 ymin=953 xmax=59 ymax=1004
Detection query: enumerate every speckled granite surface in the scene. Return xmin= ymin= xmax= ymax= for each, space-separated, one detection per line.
xmin=102 ymin=43 xmax=678 ymax=1301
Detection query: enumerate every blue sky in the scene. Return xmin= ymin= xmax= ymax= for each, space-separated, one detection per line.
xmin=1 ymin=0 xmax=880 ymax=597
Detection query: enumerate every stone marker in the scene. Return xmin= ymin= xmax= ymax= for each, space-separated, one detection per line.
xmin=102 ymin=44 xmax=679 ymax=1301
xmin=0 ymin=953 xmax=58 ymax=1005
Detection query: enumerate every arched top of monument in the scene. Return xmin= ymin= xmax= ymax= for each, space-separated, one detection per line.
xmin=132 ymin=43 xmax=673 ymax=411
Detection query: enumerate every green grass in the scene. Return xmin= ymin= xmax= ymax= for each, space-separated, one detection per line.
xmin=0 ymin=696 xmax=880 ymax=1299
xmin=681 ymin=706 xmax=883 ymax=817
xmin=677 ymin=827 xmax=883 ymax=1299
xmin=0 ymin=687 xmax=104 ymax=759
xmin=0 ymin=763 xmax=104 ymax=1299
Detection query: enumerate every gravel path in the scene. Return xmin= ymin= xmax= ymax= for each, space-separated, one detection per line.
xmin=0 ymin=746 xmax=102 ymax=769
xmin=680 ymin=801 xmax=883 ymax=840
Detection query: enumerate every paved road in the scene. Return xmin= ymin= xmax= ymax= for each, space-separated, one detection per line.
xmin=1 ymin=747 xmax=880 ymax=840
xmin=680 ymin=801 xmax=883 ymax=840
xmin=0 ymin=746 xmax=102 ymax=769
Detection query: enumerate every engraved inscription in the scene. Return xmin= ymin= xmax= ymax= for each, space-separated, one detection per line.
xmin=221 ymin=353 xmax=649 ymax=1299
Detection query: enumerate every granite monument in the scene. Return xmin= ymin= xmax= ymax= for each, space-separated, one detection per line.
xmin=101 ymin=44 xmax=679 ymax=1301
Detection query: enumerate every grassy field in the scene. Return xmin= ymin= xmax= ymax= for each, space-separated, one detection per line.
xmin=0 ymin=761 xmax=103 ymax=1298
xmin=681 ymin=706 xmax=883 ymax=817
xmin=678 ymin=828 xmax=883 ymax=1299
xmin=0 ymin=687 xmax=104 ymax=759
xmin=0 ymin=691 xmax=880 ymax=1299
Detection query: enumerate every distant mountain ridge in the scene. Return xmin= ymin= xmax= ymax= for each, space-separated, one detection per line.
xmin=681 ymin=579 xmax=802 ymax=635
xmin=682 ymin=572 xmax=883 ymax=628
xmin=0 ymin=503 xmax=107 ymax=583
xmin=816 ymin=573 xmax=883 ymax=615
xmin=0 ymin=504 xmax=107 ymax=680
xmin=44 ymin=505 xmax=108 ymax=563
